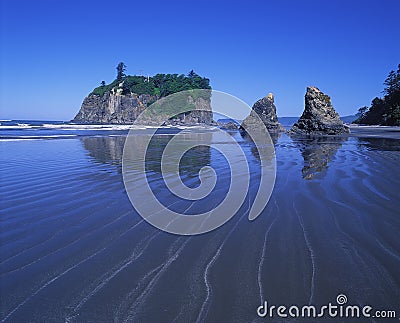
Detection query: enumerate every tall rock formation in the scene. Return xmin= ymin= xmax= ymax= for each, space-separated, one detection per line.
xmin=291 ymin=87 xmax=349 ymax=135
xmin=241 ymin=93 xmax=284 ymax=132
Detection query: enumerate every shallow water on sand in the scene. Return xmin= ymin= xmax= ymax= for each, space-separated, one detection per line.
xmin=1 ymin=129 xmax=399 ymax=322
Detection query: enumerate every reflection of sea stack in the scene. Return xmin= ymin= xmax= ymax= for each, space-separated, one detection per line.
xmin=294 ymin=136 xmax=347 ymax=180
xmin=291 ymin=87 xmax=349 ymax=135
xmin=241 ymin=93 xmax=284 ymax=132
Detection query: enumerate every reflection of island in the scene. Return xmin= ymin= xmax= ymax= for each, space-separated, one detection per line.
xmin=144 ymin=132 xmax=212 ymax=176
xmin=81 ymin=131 xmax=212 ymax=177
xmin=82 ymin=136 xmax=125 ymax=166
xmin=291 ymin=136 xmax=347 ymax=180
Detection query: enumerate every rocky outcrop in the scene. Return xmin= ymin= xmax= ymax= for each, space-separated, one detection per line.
xmin=218 ymin=121 xmax=239 ymax=130
xmin=216 ymin=119 xmax=239 ymax=130
xmin=291 ymin=87 xmax=349 ymax=135
xmin=241 ymin=93 xmax=284 ymax=132
xmin=72 ymin=91 xmax=213 ymax=125
xmin=167 ymin=95 xmax=213 ymax=125
xmin=73 ymin=92 xmax=151 ymax=124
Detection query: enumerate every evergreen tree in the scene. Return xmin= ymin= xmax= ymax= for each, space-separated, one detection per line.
xmin=383 ymin=64 xmax=400 ymax=95
xmin=116 ymin=62 xmax=127 ymax=81
xmin=354 ymin=64 xmax=400 ymax=125
xmin=356 ymin=106 xmax=368 ymax=118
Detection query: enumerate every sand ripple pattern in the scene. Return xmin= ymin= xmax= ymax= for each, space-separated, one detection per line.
xmin=1 ymin=132 xmax=399 ymax=322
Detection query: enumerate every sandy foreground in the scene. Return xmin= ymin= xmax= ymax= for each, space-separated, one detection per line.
xmin=1 ymin=129 xmax=399 ymax=322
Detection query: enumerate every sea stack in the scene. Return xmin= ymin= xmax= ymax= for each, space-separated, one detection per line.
xmin=72 ymin=70 xmax=213 ymax=125
xmin=290 ymin=86 xmax=349 ymax=135
xmin=241 ymin=93 xmax=284 ymax=132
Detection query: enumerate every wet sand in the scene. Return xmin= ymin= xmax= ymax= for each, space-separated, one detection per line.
xmin=1 ymin=130 xmax=399 ymax=322
xmin=348 ymin=124 xmax=400 ymax=139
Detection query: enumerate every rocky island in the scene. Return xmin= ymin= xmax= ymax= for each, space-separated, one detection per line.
xmin=290 ymin=86 xmax=349 ymax=135
xmin=241 ymin=93 xmax=284 ymax=132
xmin=72 ymin=64 xmax=213 ymax=125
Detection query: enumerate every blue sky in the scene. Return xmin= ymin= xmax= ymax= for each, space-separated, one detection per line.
xmin=1 ymin=0 xmax=399 ymax=120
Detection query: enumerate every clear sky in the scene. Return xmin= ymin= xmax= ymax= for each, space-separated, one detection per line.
xmin=1 ymin=0 xmax=399 ymax=120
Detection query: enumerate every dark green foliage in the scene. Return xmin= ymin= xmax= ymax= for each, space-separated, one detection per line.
xmin=383 ymin=69 xmax=400 ymax=96
xmin=354 ymin=64 xmax=400 ymax=126
xmin=101 ymin=81 xmax=106 ymax=87
xmin=92 ymin=79 xmax=118 ymax=96
xmin=152 ymin=72 xmax=211 ymax=97
xmin=121 ymin=79 xmax=131 ymax=95
xmin=92 ymin=79 xmax=120 ymax=96
xmin=356 ymin=106 xmax=368 ymax=118
xmin=91 ymin=69 xmax=211 ymax=99
xmin=122 ymin=76 xmax=156 ymax=95
xmin=116 ymin=62 xmax=127 ymax=81
xmin=188 ymin=70 xmax=196 ymax=78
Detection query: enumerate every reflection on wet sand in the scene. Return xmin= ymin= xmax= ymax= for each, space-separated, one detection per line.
xmin=291 ymin=136 xmax=347 ymax=180
xmin=81 ymin=132 xmax=212 ymax=176
xmin=81 ymin=131 xmax=348 ymax=181
xmin=144 ymin=132 xmax=212 ymax=176
xmin=82 ymin=136 xmax=126 ymax=166
xmin=356 ymin=137 xmax=400 ymax=151
xmin=239 ymin=129 xmax=281 ymax=145
xmin=239 ymin=129 xmax=281 ymax=163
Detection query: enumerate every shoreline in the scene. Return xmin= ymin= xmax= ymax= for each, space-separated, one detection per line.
xmin=347 ymin=124 xmax=400 ymax=130
xmin=1 ymin=120 xmax=400 ymax=141
xmin=346 ymin=124 xmax=400 ymax=139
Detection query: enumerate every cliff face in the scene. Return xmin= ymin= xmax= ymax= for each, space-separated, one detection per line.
xmin=291 ymin=87 xmax=349 ymax=135
xmin=72 ymin=91 xmax=213 ymax=125
xmin=165 ymin=95 xmax=213 ymax=125
xmin=241 ymin=93 xmax=284 ymax=132
xmin=73 ymin=92 xmax=152 ymax=124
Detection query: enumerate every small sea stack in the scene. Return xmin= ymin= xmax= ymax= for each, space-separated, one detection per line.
xmin=241 ymin=93 xmax=285 ymax=132
xmin=290 ymin=86 xmax=349 ymax=135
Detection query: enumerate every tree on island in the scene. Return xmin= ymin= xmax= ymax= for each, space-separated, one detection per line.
xmin=101 ymin=81 xmax=106 ymax=87
xmin=354 ymin=64 xmax=400 ymax=126
xmin=116 ymin=62 xmax=127 ymax=81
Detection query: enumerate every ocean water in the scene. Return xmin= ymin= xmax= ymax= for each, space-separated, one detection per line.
xmin=1 ymin=121 xmax=400 ymax=322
